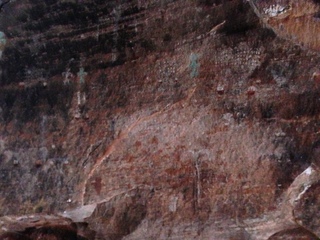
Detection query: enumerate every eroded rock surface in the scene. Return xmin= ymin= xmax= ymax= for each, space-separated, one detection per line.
xmin=249 ymin=0 xmax=320 ymax=50
xmin=0 ymin=0 xmax=320 ymax=239
xmin=0 ymin=214 xmax=90 ymax=239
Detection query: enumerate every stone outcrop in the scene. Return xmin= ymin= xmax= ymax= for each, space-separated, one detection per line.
xmin=0 ymin=0 xmax=320 ymax=239
xmin=249 ymin=0 xmax=320 ymax=51
xmin=0 ymin=214 xmax=90 ymax=239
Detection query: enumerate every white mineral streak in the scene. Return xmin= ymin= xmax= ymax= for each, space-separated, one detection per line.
xmin=264 ymin=4 xmax=287 ymax=17
xmin=287 ymin=165 xmax=319 ymax=206
xmin=169 ymin=196 xmax=178 ymax=212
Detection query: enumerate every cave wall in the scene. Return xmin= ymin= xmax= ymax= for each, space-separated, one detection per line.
xmin=0 ymin=0 xmax=320 ymax=239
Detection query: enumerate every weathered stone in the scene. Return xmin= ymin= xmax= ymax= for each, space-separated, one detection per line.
xmin=0 ymin=214 xmax=90 ymax=240
xmin=0 ymin=0 xmax=319 ymax=239
xmin=268 ymin=227 xmax=318 ymax=240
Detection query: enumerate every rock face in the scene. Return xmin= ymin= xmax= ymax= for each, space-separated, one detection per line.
xmin=249 ymin=0 xmax=320 ymax=51
xmin=0 ymin=0 xmax=320 ymax=239
xmin=0 ymin=214 xmax=90 ymax=239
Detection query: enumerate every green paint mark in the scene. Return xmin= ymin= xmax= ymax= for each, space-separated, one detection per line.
xmin=77 ymin=67 xmax=87 ymax=84
xmin=0 ymin=31 xmax=7 ymax=59
xmin=0 ymin=32 xmax=6 ymax=45
xmin=189 ymin=53 xmax=199 ymax=78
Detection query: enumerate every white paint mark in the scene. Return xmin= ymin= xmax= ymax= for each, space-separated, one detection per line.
xmin=195 ymin=157 xmax=201 ymax=207
xmin=169 ymin=196 xmax=178 ymax=212
xmin=295 ymin=184 xmax=311 ymax=202
xmin=216 ymin=85 xmax=225 ymax=94
xmin=82 ymin=92 xmax=86 ymax=104
xmin=77 ymin=91 xmax=81 ymax=105
xmin=222 ymin=113 xmax=234 ymax=123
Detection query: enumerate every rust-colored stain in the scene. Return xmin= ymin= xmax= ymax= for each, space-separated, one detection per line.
xmin=92 ymin=177 xmax=102 ymax=195
xmin=135 ymin=141 xmax=142 ymax=148
xmin=150 ymin=136 xmax=158 ymax=145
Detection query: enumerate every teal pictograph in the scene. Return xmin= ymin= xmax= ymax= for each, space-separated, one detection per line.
xmin=189 ymin=53 xmax=200 ymax=78
xmin=77 ymin=67 xmax=87 ymax=85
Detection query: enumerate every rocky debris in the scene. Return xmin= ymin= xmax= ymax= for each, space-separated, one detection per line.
xmin=0 ymin=214 xmax=89 ymax=240
xmin=61 ymin=204 xmax=97 ymax=223
xmin=59 ymin=187 xmax=152 ymax=240
xmin=84 ymin=187 xmax=151 ymax=240
xmin=294 ymin=180 xmax=320 ymax=237
xmin=243 ymin=165 xmax=320 ymax=239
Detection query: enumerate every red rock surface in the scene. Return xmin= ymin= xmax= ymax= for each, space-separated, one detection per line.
xmin=0 ymin=0 xmax=320 ymax=239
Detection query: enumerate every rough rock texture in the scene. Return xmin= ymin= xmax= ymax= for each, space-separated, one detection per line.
xmin=0 ymin=214 xmax=91 ymax=239
xmin=0 ymin=0 xmax=320 ymax=239
xmin=250 ymin=0 xmax=320 ymax=51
